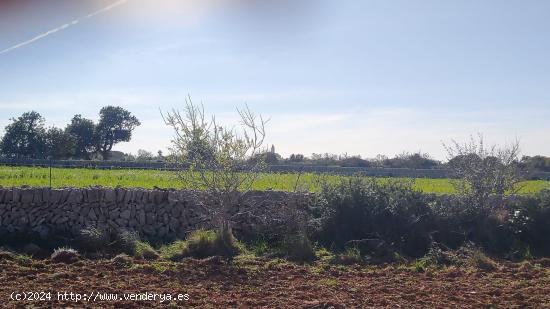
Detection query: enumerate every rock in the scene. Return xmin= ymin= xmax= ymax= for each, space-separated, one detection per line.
xmin=60 ymin=189 xmax=71 ymax=204
xmin=116 ymin=189 xmax=126 ymax=203
xmin=104 ymin=189 xmax=116 ymax=203
xmin=33 ymin=189 xmax=43 ymax=204
xmin=144 ymin=203 xmax=153 ymax=212
xmin=169 ymin=217 xmax=179 ymax=231
xmin=12 ymin=188 xmax=21 ymax=203
xmin=67 ymin=190 xmax=82 ymax=204
xmin=124 ymin=191 xmax=133 ymax=204
xmin=108 ymin=219 xmax=119 ymax=229
xmin=120 ymin=210 xmax=131 ymax=220
xmin=146 ymin=212 xmax=156 ymax=224
xmin=168 ymin=191 xmax=179 ymax=205
xmin=48 ymin=190 xmax=60 ymax=204
xmin=22 ymin=243 xmax=44 ymax=257
xmin=21 ymin=189 xmax=34 ymax=205
xmin=143 ymin=225 xmax=155 ymax=235
xmin=54 ymin=216 xmax=68 ymax=224
xmin=87 ymin=188 xmax=100 ymax=203
xmin=88 ymin=208 xmax=97 ymax=220
xmin=137 ymin=210 xmax=146 ymax=225
xmin=115 ymin=218 xmax=128 ymax=227
xmin=110 ymin=209 xmax=120 ymax=220
xmin=157 ymin=226 xmax=168 ymax=237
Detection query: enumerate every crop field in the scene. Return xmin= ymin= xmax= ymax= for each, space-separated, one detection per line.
xmin=0 ymin=165 xmax=548 ymax=194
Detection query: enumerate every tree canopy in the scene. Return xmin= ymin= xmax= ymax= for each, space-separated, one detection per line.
xmin=0 ymin=107 xmax=140 ymax=160
xmin=66 ymin=114 xmax=96 ymax=160
xmin=95 ymin=106 xmax=141 ymax=160
xmin=0 ymin=111 xmax=46 ymax=159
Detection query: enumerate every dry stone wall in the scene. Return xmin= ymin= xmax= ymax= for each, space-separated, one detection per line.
xmin=0 ymin=187 xmax=311 ymax=241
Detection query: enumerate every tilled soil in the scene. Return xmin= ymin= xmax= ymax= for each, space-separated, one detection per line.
xmin=0 ymin=256 xmax=549 ymax=308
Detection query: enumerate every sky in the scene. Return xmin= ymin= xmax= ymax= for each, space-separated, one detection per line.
xmin=0 ymin=0 xmax=549 ymax=160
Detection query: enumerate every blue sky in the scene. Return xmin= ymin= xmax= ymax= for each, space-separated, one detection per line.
xmin=1 ymin=0 xmax=549 ymax=159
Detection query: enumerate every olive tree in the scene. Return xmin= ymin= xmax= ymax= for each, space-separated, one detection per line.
xmin=162 ymin=97 xmax=268 ymax=239
xmin=443 ymin=134 xmax=523 ymax=209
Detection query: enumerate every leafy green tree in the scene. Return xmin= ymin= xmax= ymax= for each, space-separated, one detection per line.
xmin=44 ymin=127 xmax=76 ymax=159
xmin=65 ymin=114 xmax=96 ymax=160
xmin=0 ymin=111 xmax=46 ymax=158
xmin=94 ymin=106 xmax=140 ymax=160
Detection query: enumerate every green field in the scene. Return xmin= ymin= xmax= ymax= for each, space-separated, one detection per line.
xmin=0 ymin=166 xmax=548 ymax=194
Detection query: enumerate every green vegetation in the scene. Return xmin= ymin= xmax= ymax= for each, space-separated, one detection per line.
xmin=0 ymin=165 xmax=548 ymax=194
xmin=180 ymin=229 xmax=243 ymax=259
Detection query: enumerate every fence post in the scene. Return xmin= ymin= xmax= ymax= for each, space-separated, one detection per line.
xmin=49 ymin=158 xmax=52 ymax=188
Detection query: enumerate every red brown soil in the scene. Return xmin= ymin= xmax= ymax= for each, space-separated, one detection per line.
xmin=0 ymin=256 xmax=549 ymax=308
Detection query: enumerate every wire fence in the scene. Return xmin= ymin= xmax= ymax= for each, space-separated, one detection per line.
xmin=0 ymin=157 xmax=453 ymax=176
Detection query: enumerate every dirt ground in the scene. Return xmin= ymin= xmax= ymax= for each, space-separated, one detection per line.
xmin=0 ymin=255 xmax=549 ymax=308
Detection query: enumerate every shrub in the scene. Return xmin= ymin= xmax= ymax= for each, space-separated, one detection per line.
xmin=112 ymin=253 xmax=133 ymax=268
xmin=431 ymin=195 xmax=518 ymax=255
xmin=115 ymin=230 xmax=140 ymax=255
xmin=508 ymin=190 xmax=550 ymax=256
xmin=330 ymin=247 xmax=363 ymax=265
xmin=280 ymin=234 xmax=316 ymax=263
xmin=51 ymin=247 xmax=80 ymax=264
xmin=417 ymin=244 xmax=461 ymax=268
xmin=78 ymin=227 xmax=110 ymax=253
xmin=181 ymin=229 xmax=242 ymax=259
xmin=315 ymin=177 xmax=433 ymax=257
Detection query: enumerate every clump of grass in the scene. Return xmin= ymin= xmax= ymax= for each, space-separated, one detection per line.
xmin=51 ymin=247 xmax=80 ymax=264
xmin=249 ymin=238 xmax=270 ymax=256
xmin=315 ymin=247 xmax=335 ymax=263
xmin=0 ymin=250 xmax=15 ymax=261
xmin=181 ymin=229 xmax=242 ymax=259
xmin=319 ymin=278 xmax=339 ymax=287
xmin=264 ymin=258 xmax=292 ymax=270
xmin=159 ymin=240 xmax=187 ymax=261
xmin=330 ymin=247 xmax=363 ymax=265
xmin=134 ymin=241 xmax=159 ymax=260
xmin=469 ymin=251 xmax=499 ymax=271
xmin=280 ymin=234 xmax=316 ymax=263
xmin=112 ymin=253 xmax=133 ymax=268
xmin=13 ymin=253 xmax=33 ymax=266
xmin=412 ymin=258 xmax=429 ymax=272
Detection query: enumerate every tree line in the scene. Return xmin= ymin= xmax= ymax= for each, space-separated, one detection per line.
xmin=0 ymin=106 xmax=140 ymax=160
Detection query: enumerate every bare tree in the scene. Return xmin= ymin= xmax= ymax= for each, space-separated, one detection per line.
xmin=443 ymin=134 xmax=523 ymax=208
xmin=162 ymin=96 xmax=269 ymax=238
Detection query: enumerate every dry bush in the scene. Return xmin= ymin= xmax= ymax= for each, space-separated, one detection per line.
xmin=444 ymin=134 xmax=523 ymax=208
xmin=78 ymin=226 xmax=110 ymax=253
xmin=51 ymin=247 xmax=80 ymax=264
xmin=112 ymin=253 xmax=133 ymax=268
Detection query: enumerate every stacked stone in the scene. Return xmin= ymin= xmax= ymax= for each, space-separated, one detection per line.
xmin=0 ymin=187 xmax=310 ymax=241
